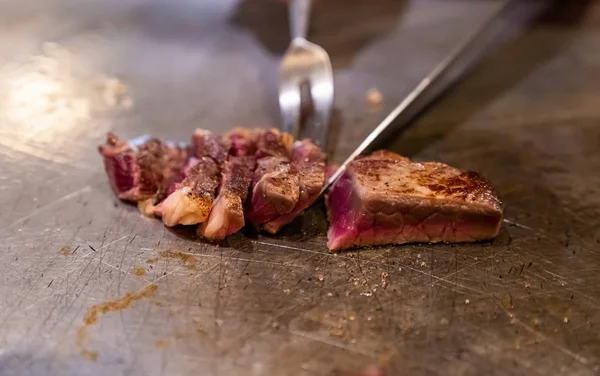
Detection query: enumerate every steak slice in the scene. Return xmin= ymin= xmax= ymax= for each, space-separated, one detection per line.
xmin=157 ymin=130 xmax=227 ymax=226
xmin=192 ymin=129 xmax=228 ymax=165
xmin=199 ymin=155 xmax=256 ymax=240
xmin=326 ymin=151 xmax=503 ymax=251
xmin=263 ymin=139 xmax=326 ymax=234
xmin=156 ymin=157 xmax=220 ymax=226
xmin=225 ymin=128 xmax=257 ymax=157
xmin=98 ymin=133 xmax=188 ymax=202
xmin=255 ymin=128 xmax=293 ymax=158
xmin=247 ymin=129 xmax=300 ymax=226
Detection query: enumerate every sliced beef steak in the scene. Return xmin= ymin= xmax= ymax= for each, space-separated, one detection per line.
xmin=326 ymin=151 xmax=503 ymax=251
xmin=247 ymin=130 xmax=301 ymax=226
xmin=199 ymin=155 xmax=256 ymax=240
xmin=157 ymin=131 xmax=227 ymax=226
xmin=263 ymin=139 xmax=326 ymax=234
xmin=98 ymin=133 xmax=188 ymax=202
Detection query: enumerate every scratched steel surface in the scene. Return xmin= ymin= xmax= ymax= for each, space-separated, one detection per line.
xmin=1 ymin=0 xmax=600 ymax=375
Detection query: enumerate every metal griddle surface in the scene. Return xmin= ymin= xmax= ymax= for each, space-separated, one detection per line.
xmin=1 ymin=1 xmax=599 ymax=375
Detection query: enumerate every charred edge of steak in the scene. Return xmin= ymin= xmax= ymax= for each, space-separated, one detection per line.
xmin=98 ymin=133 xmax=188 ymax=203
xmin=326 ymin=151 xmax=503 ymax=251
xmin=199 ymin=155 xmax=256 ymax=240
xmin=263 ymin=139 xmax=326 ymax=234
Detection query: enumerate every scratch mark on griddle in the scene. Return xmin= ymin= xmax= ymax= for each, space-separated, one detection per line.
xmin=0 ymin=244 xmax=66 ymax=328
xmin=253 ymin=241 xmax=327 ymax=256
xmin=129 ymin=234 xmax=137 ymax=243
xmin=289 ymin=329 xmax=375 ymax=357
xmin=45 ymin=241 xmax=117 ymax=335
xmin=542 ymin=269 xmax=567 ymax=281
xmin=47 ymin=279 xmax=54 ymax=288
xmin=0 ymin=185 xmax=92 ymax=234
xmin=433 ymin=249 xmax=507 ymax=290
xmin=88 ymin=245 xmax=97 ymax=252
xmin=222 ymin=289 xmax=324 ymax=357
xmin=355 ymin=251 xmax=383 ymax=309
xmin=498 ymin=306 xmax=590 ymax=367
xmin=79 ymin=236 xmax=129 ymax=258
xmin=154 ymin=250 xmax=307 ymax=269
xmin=214 ymin=248 xmax=224 ymax=375
xmin=503 ymin=218 xmax=533 ymax=230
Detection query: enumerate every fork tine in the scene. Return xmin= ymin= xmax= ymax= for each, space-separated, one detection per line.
xmin=278 ymin=78 xmax=302 ymax=139
xmin=309 ymin=71 xmax=334 ymax=148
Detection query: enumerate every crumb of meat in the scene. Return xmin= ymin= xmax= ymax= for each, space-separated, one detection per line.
xmin=366 ymin=88 xmax=383 ymax=106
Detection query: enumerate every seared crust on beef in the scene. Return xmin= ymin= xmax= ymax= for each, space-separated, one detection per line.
xmin=158 ymin=130 xmax=228 ymax=227
xmin=199 ymin=155 xmax=256 ymax=240
xmin=247 ymin=130 xmax=301 ymax=226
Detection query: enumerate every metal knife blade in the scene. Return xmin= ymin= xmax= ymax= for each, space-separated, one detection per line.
xmin=321 ymin=0 xmax=549 ymax=195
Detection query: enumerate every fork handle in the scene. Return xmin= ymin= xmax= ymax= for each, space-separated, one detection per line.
xmin=289 ymin=0 xmax=312 ymax=40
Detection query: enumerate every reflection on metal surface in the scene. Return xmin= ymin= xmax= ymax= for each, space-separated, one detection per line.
xmin=0 ymin=42 xmax=131 ymax=166
xmin=0 ymin=43 xmax=90 ymax=162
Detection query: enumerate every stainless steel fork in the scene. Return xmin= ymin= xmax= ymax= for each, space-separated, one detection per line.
xmin=279 ymin=0 xmax=334 ymax=148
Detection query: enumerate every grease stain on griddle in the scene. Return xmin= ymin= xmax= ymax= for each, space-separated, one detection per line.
xmin=132 ymin=267 xmax=146 ymax=276
xmin=59 ymin=246 xmax=71 ymax=256
xmin=147 ymin=250 xmax=197 ymax=269
xmin=76 ymin=284 xmax=158 ymax=361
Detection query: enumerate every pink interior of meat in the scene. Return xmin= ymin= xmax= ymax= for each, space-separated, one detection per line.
xmin=100 ymin=151 xmax=139 ymax=197
xmin=327 ymin=173 xmax=359 ymax=249
xmin=247 ymin=193 xmax=280 ymax=224
xmin=164 ymin=157 xmax=198 ymax=197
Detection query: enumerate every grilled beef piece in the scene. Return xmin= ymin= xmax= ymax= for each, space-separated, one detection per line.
xmin=199 ymin=156 xmax=256 ymax=240
xmin=255 ymin=128 xmax=293 ymax=158
xmin=157 ymin=130 xmax=227 ymax=226
xmin=247 ymin=129 xmax=300 ymax=226
xmin=263 ymin=139 xmax=326 ymax=234
xmin=98 ymin=133 xmax=188 ymax=202
xmin=192 ymin=129 xmax=228 ymax=165
xmin=326 ymin=150 xmax=503 ymax=251
xmin=156 ymin=157 xmax=220 ymax=226
xmin=225 ymin=128 xmax=257 ymax=157
xmin=199 ymin=129 xmax=258 ymax=240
